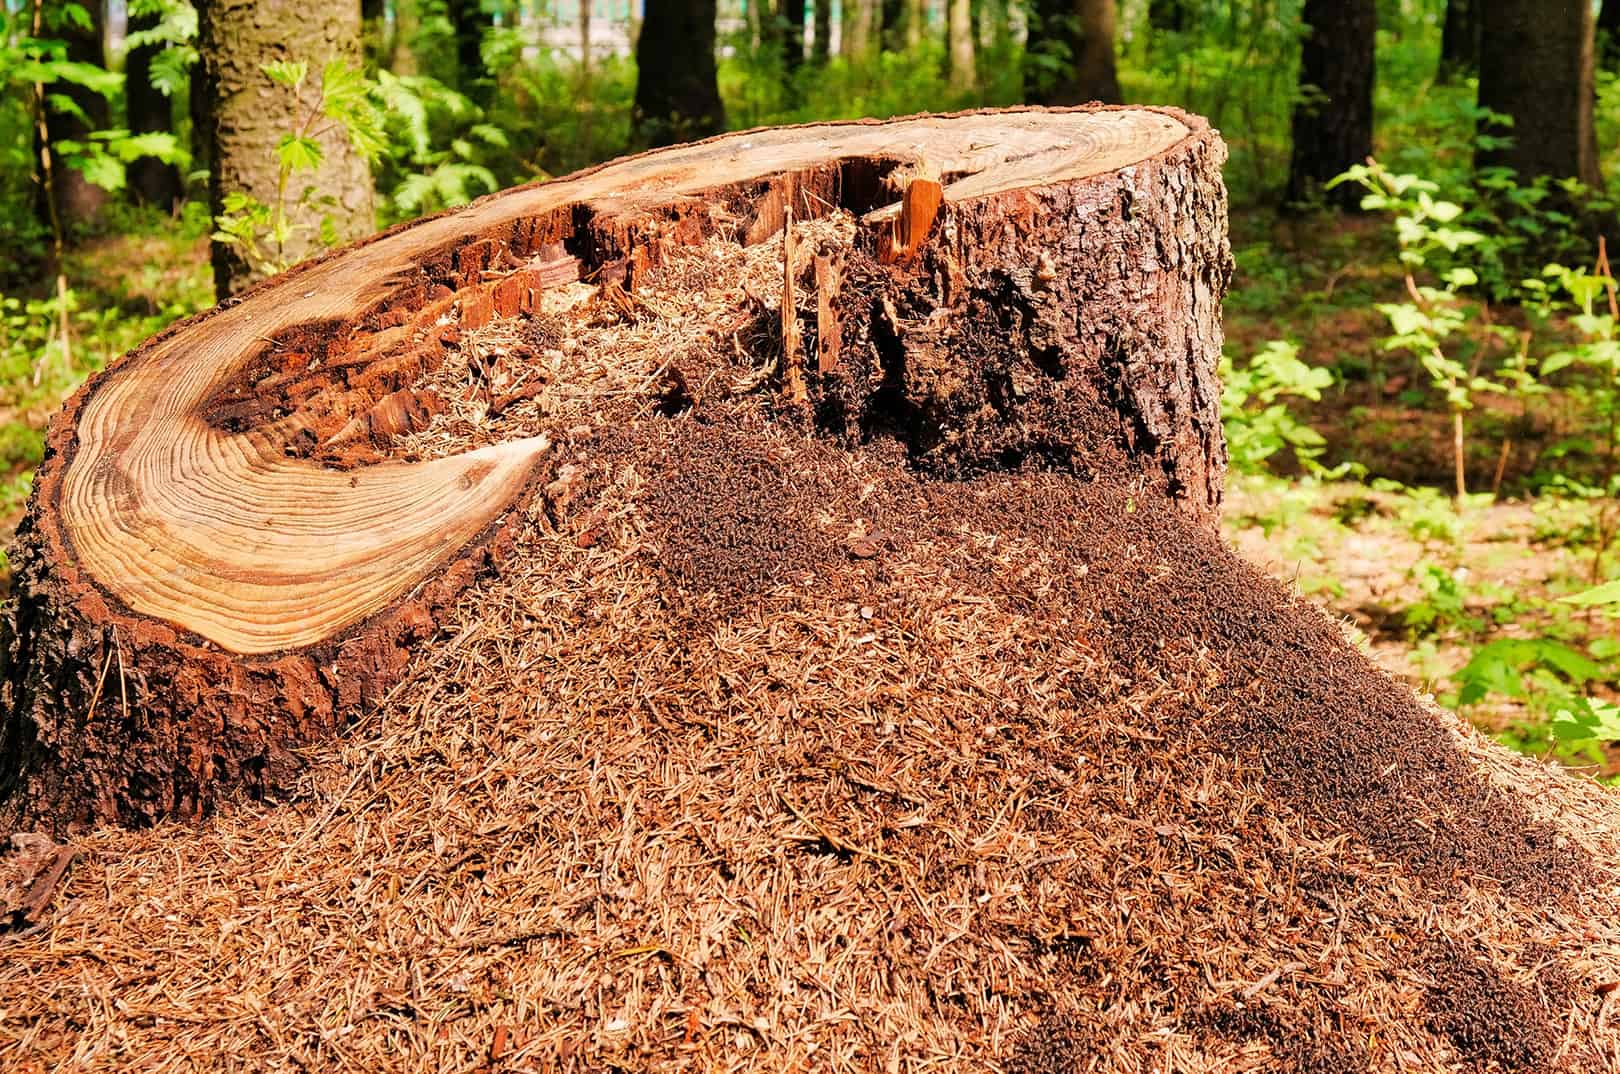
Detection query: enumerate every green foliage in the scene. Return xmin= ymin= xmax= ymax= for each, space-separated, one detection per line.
xmin=1219 ymin=340 xmax=1338 ymax=475
xmin=0 ymin=3 xmax=188 ymax=230
xmin=373 ymin=70 xmax=504 ymax=222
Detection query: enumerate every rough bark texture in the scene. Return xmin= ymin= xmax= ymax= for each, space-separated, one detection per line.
xmin=39 ymin=0 xmax=110 ymax=231
xmin=1286 ymin=0 xmax=1375 ymax=210
xmin=0 ymin=107 xmax=1226 ymax=833
xmin=1438 ymin=0 xmax=1480 ymax=83
xmin=197 ymin=0 xmax=374 ymax=299
xmin=633 ymin=0 xmax=725 ymax=147
xmin=125 ymin=6 xmax=181 ymax=210
xmin=1478 ymin=0 xmax=1602 ymax=189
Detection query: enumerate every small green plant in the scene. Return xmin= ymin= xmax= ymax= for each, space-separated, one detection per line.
xmin=212 ymin=59 xmax=384 ymax=277
xmin=1219 ymin=339 xmax=1340 ymax=476
xmin=1335 ymin=160 xmax=1505 ymax=503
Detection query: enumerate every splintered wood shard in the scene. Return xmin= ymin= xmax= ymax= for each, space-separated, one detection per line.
xmin=4 ymin=107 xmax=1209 ymax=829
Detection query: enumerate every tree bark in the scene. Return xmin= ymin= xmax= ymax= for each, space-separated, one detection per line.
xmin=1437 ymin=0 xmax=1480 ymax=83
xmin=811 ymin=0 xmax=831 ymax=64
xmin=125 ymin=5 xmax=181 ymax=210
xmin=1073 ymin=0 xmax=1120 ymax=104
xmin=1478 ymin=0 xmax=1602 ymax=189
xmin=634 ymin=0 xmax=725 ymax=147
xmin=0 ymin=106 xmax=1228 ymax=831
xmin=1285 ymin=0 xmax=1375 ymax=210
xmin=38 ymin=0 xmax=110 ymax=232
xmin=197 ymin=0 xmax=374 ymax=300
xmin=946 ymin=0 xmax=975 ymax=90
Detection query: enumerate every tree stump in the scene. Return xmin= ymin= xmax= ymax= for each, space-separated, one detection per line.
xmin=2 ymin=107 xmax=1229 ymax=830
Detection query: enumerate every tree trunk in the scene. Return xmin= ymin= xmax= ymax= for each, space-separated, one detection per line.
xmin=580 ymin=0 xmax=592 ymax=74
xmin=197 ymin=0 xmax=374 ymax=300
xmin=1073 ymin=0 xmax=1120 ymax=103
xmin=38 ymin=0 xmax=110 ymax=232
xmin=1285 ymin=0 xmax=1375 ymax=210
xmin=393 ymin=0 xmax=421 ymax=75
xmin=0 ymin=106 xmax=1227 ymax=830
xmin=946 ymin=0 xmax=975 ymax=90
xmin=1147 ymin=0 xmax=1184 ymax=32
xmin=782 ymin=0 xmax=807 ymax=72
xmin=1603 ymin=0 xmax=1620 ymax=71
xmin=634 ymin=0 xmax=724 ymax=146
xmin=1437 ymin=0 xmax=1480 ymax=82
xmin=125 ymin=5 xmax=180 ymax=211
xmin=446 ymin=0 xmax=492 ymax=98
xmin=1025 ymin=0 xmax=1119 ymax=105
xmin=812 ymin=0 xmax=831 ymax=63
xmin=841 ymin=0 xmax=871 ymax=58
xmin=1478 ymin=0 xmax=1601 ymax=188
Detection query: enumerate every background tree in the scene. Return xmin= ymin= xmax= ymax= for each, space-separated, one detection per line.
xmin=1147 ymin=0 xmax=1183 ymax=33
xmin=1438 ymin=0 xmax=1480 ymax=82
xmin=38 ymin=0 xmax=110 ymax=231
xmin=446 ymin=0 xmax=491 ymax=99
xmin=633 ymin=0 xmax=724 ymax=148
xmin=1599 ymin=0 xmax=1620 ymax=71
xmin=780 ymin=0 xmax=807 ymax=73
xmin=842 ymin=0 xmax=874 ymax=59
xmin=1073 ymin=0 xmax=1121 ymax=104
xmin=1285 ymin=0 xmax=1375 ymax=209
xmin=1478 ymin=0 xmax=1601 ymax=188
xmin=946 ymin=0 xmax=975 ymax=90
xmin=811 ymin=0 xmax=830 ymax=64
xmin=1026 ymin=0 xmax=1119 ymax=105
xmin=126 ymin=1 xmax=181 ymax=209
xmin=197 ymin=0 xmax=373 ymax=298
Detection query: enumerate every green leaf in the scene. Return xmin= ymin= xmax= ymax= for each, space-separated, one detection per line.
xmin=261 ymin=60 xmax=307 ymax=89
xmin=276 ymin=134 xmax=324 ymax=173
xmin=1563 ymin=579 xmax=1620 ymax=606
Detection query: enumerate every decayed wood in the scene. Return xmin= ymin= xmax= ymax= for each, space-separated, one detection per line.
xmin=1 ymin=107 xmax=1229 ymax=830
